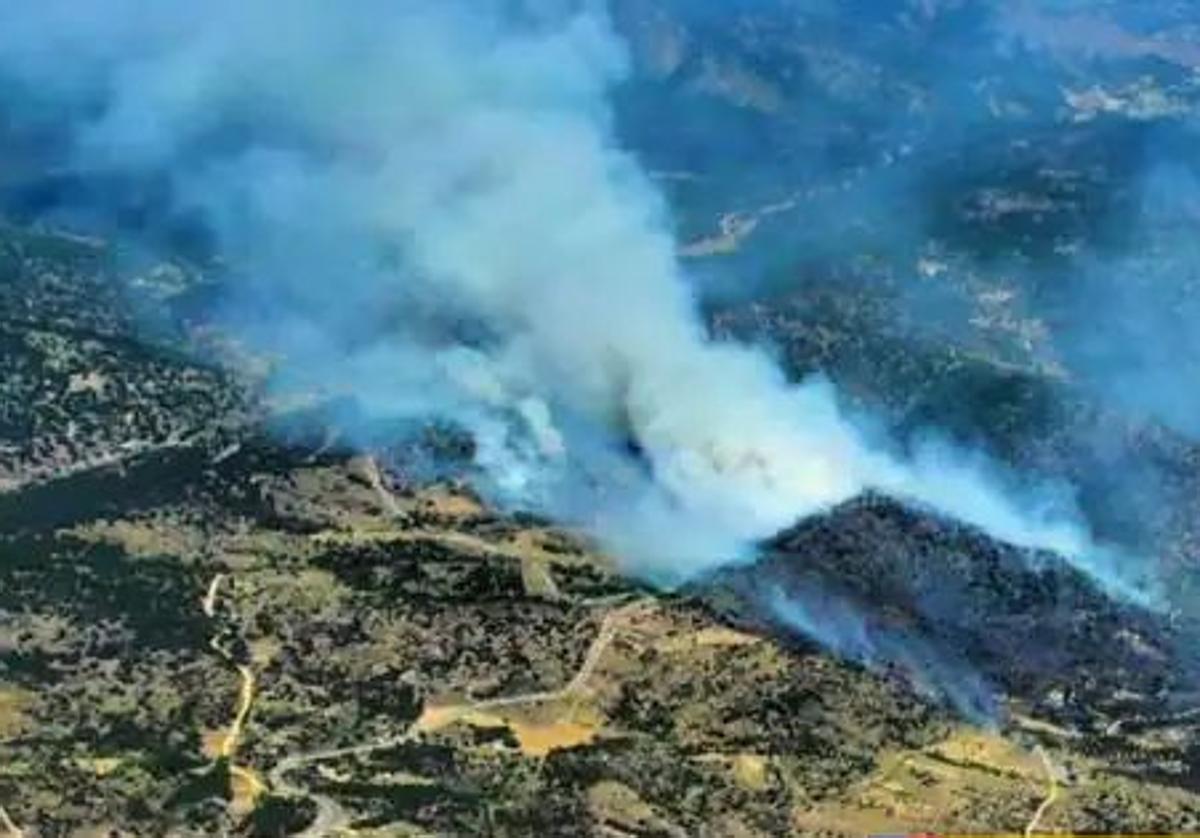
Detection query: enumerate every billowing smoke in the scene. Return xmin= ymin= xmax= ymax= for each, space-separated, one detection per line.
xmin=0 ymin=0 xmax=1158 ymax=607
xmin=768 ymin=586 xmax=998 ymax=724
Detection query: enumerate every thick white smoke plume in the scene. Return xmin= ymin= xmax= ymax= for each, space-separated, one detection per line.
xmin=0 ymin=1 xmax=1158 ymax=602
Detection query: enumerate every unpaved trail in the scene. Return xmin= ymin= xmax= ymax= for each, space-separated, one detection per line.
xmin=203 ymin=573 xmax=256 ymax=759
xmin=265 ymin=598 xmax=651 ymax=834
xmin=215 ymin=658 xmax=256 ymax=761
xmin=267 ymin=732 xmax=428 ymax=837
xmin=0 ymin=805 xmax=23 ymax=838
xmin=434 ymin=598 xmax=650 ymax=716
xmin=0 ymin=434 xmax=201 ymax=496
xmin=339 ymin=458 xmax=592 ymax=598
xmin=360 ymin=455 xmax=403 ymax=517
xmin=313 ymin=517 xmax=575 ymax=576
xmin=1025 ymin=745 xmax=1061 ymax=837
xmin=202 ymin=573 xmax=265 ymax=808
xmin=202 ymin=573 xmax=225 ymax=619
xmin=1105 ymin=704 xmax=1200 ymax=736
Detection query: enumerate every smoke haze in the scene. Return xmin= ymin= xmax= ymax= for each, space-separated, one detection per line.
xmin=0 ymin=0 xmax=1162 ymax=613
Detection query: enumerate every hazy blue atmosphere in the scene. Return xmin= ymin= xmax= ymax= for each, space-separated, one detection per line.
xmin=1 ymin=0 xmax=1196 ymax=724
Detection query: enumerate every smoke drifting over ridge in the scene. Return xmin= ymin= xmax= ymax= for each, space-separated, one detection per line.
xmin=0 ymin=1 xmax=1157 ymax=604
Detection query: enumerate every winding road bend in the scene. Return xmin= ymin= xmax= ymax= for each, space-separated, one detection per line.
xmin=265 ymin=598 xmax=651 ymax=835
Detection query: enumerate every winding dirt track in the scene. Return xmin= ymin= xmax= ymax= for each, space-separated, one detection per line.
xmin=265 ymin=598 xmax=650 ymax=836
xmin=1024 ymin=745 xmax=1061 ymax=837
xmin=202 ymin=574 xmax=266 ymax=807
xmin=0 ymin=805 xmax=24 ymax=838
xmin=201 ymin=573 xmax=225 ymax=619
xmin=213 ymin=460 xmax=649 ymax=835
